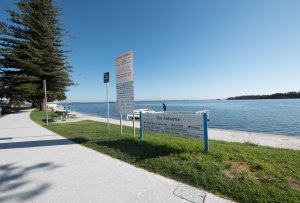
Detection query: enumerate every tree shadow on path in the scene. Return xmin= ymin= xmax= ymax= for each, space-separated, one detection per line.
xmin=0 ymin=162 xmax=61 ymax=202
xmin=0 ymin=139 xmax=76 ymax=149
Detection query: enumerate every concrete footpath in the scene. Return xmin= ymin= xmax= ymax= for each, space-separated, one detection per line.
xmin=0 ymin=110 xmax=233 ymax=203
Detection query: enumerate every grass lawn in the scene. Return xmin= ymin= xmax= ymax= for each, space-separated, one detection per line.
xmin=31 ymin=111 xmax=300 ymax=202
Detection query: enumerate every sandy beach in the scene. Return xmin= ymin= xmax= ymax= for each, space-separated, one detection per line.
xmin=57 ymin=111 xmax=300 ymax=151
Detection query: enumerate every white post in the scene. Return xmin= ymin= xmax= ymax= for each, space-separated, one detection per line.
xmin=133 ymin=111 xmax=135 ymax=137
xmin=43 ymin=80 xmax=48 ymax=126
xmin=106 ymin=82 xmax=110 ymax=134
xmin=120 ymin=114 xmax=123 ymax=135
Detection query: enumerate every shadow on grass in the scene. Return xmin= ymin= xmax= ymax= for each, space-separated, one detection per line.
xmin=42 ymin=118 xmax=57 ymax=123
xmin=69 ymin=137 xmax=89 ymax=144
xmin=94 ymin=138 xmax=182 ymax=161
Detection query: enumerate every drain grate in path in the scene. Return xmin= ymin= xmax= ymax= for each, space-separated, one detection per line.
xmin=173 ymin=184 xmax=206 ymax=203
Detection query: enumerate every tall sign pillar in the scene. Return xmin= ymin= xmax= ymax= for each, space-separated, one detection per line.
xmin=116 ymin=51 xmax=134 ymax=136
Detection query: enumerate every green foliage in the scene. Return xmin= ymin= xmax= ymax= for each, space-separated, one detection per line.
xmin=31 ymin=111 xmax=300 ymax=202
xmin=0 ymin=0 xmax=74 ymax=107
xmin=9 ymin=100 xmax=24 ymax=106
xmin=228 ymin=91 xmax=300 ymax=100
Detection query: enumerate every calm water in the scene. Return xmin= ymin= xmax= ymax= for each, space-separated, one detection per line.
xmin=61 ymin=99 xmax=300 ymax=136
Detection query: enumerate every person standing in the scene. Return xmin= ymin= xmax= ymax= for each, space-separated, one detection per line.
xmin=163 ymin=103 xmax=167 ymax=112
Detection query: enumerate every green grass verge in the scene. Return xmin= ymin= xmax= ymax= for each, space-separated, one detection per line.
xmin=30 ymin=111 xmax=300 ymax=202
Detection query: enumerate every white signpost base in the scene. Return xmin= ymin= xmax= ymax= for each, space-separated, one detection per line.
xmin=133 ymin=113 xmax=135 ymax=137
xmin=120 ymin=114 xmax=123 ymax=135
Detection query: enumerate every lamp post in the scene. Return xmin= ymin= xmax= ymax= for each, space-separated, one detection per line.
xmin=43 ymin=80 xmax=48 ymax=126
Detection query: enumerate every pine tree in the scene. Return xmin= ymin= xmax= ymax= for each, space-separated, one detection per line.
xmin=0 ymin=0 xmax=74 ymax=110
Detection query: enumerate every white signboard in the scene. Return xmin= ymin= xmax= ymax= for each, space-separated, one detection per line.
xmin=142 ymin=113 xmax=204 ymax=137
xmin=116 ymin=51 xmax=133 ymax=84
xmin=116 ymin=81 xmax=134 ymax=114
xmin=116 ymin=51 xmax=134 ymax=114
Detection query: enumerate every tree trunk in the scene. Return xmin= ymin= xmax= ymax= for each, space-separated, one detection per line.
xmin=39 ymin=97 xmax=46 ymax=111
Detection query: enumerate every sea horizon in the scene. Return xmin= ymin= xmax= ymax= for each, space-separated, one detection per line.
xmin=59 ymin=99 xmax=300 ymax=136
xmin=59 ymin=98 xmax=300 ymax=104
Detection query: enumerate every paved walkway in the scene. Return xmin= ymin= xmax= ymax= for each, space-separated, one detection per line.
xmin=69 ymin=112 xmax=300 ymax=151
xmin=0 ymin=110 xmax=233 ymax=203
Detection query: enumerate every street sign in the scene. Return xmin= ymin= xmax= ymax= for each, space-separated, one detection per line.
xmin=140 ymin=111 xmax=209 ymax=152
xmin=116 ymin=51 xmax=134 ymax=114
xmin=104 ymin=72 xmax=109 ymax=83
xmin=142 ymin=112 xmax=204 ymax=137
xmin=116 ymin=51 xmax=133 ymax=84
xmin=116 ymin=81 xmax=134 ymax=114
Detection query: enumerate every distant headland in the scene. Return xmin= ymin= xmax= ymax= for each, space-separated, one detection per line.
xmin=227 ymin=91 xmax=300 ymax=100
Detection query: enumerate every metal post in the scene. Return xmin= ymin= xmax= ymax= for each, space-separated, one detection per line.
xmin=43 ymin=80 xmax=48 ymax=126
xmin=133 ymin=111 xmax=135 ymax=137
xmin=140 ymin=111 xmax=143 ymax=140
xmin=106 ymin=82 xmax=110 ymax=134
xmin=120 ymin=114 xmax=123 ymax=135
xmin=203 ymin=112 xmax=209 ymax=153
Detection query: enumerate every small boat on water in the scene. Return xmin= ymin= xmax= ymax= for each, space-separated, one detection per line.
xmin=126 ymin=108 xmax=156 ymax=120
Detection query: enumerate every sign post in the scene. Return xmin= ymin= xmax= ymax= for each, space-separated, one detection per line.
xmin=140 ymin=111 xmax=143 ymax=140
xmin=203 ymin=112 xmax=209 ymax=153
xmin=133 ymin=113 xmax=135 ymax=137
xmin=43 ymin=80 xmax=48 ymax=126
xmin=115 ymin=51 xmax=134 ymax=137
xmin=120 ymin=114 xmax=123 ymax=135
xmin=103 ymin=72 xmax=110 ymax=134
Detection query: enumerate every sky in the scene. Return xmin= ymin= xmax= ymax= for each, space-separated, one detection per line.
xmin=1 ymin=0 xmax=300 ymax=102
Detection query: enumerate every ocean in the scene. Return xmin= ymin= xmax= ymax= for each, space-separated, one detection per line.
xmin=61 ymin=99 xmax=300 ymax=136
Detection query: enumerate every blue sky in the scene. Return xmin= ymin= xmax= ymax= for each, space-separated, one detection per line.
xmin=1 ymin=0 xmax=300 ymax=102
